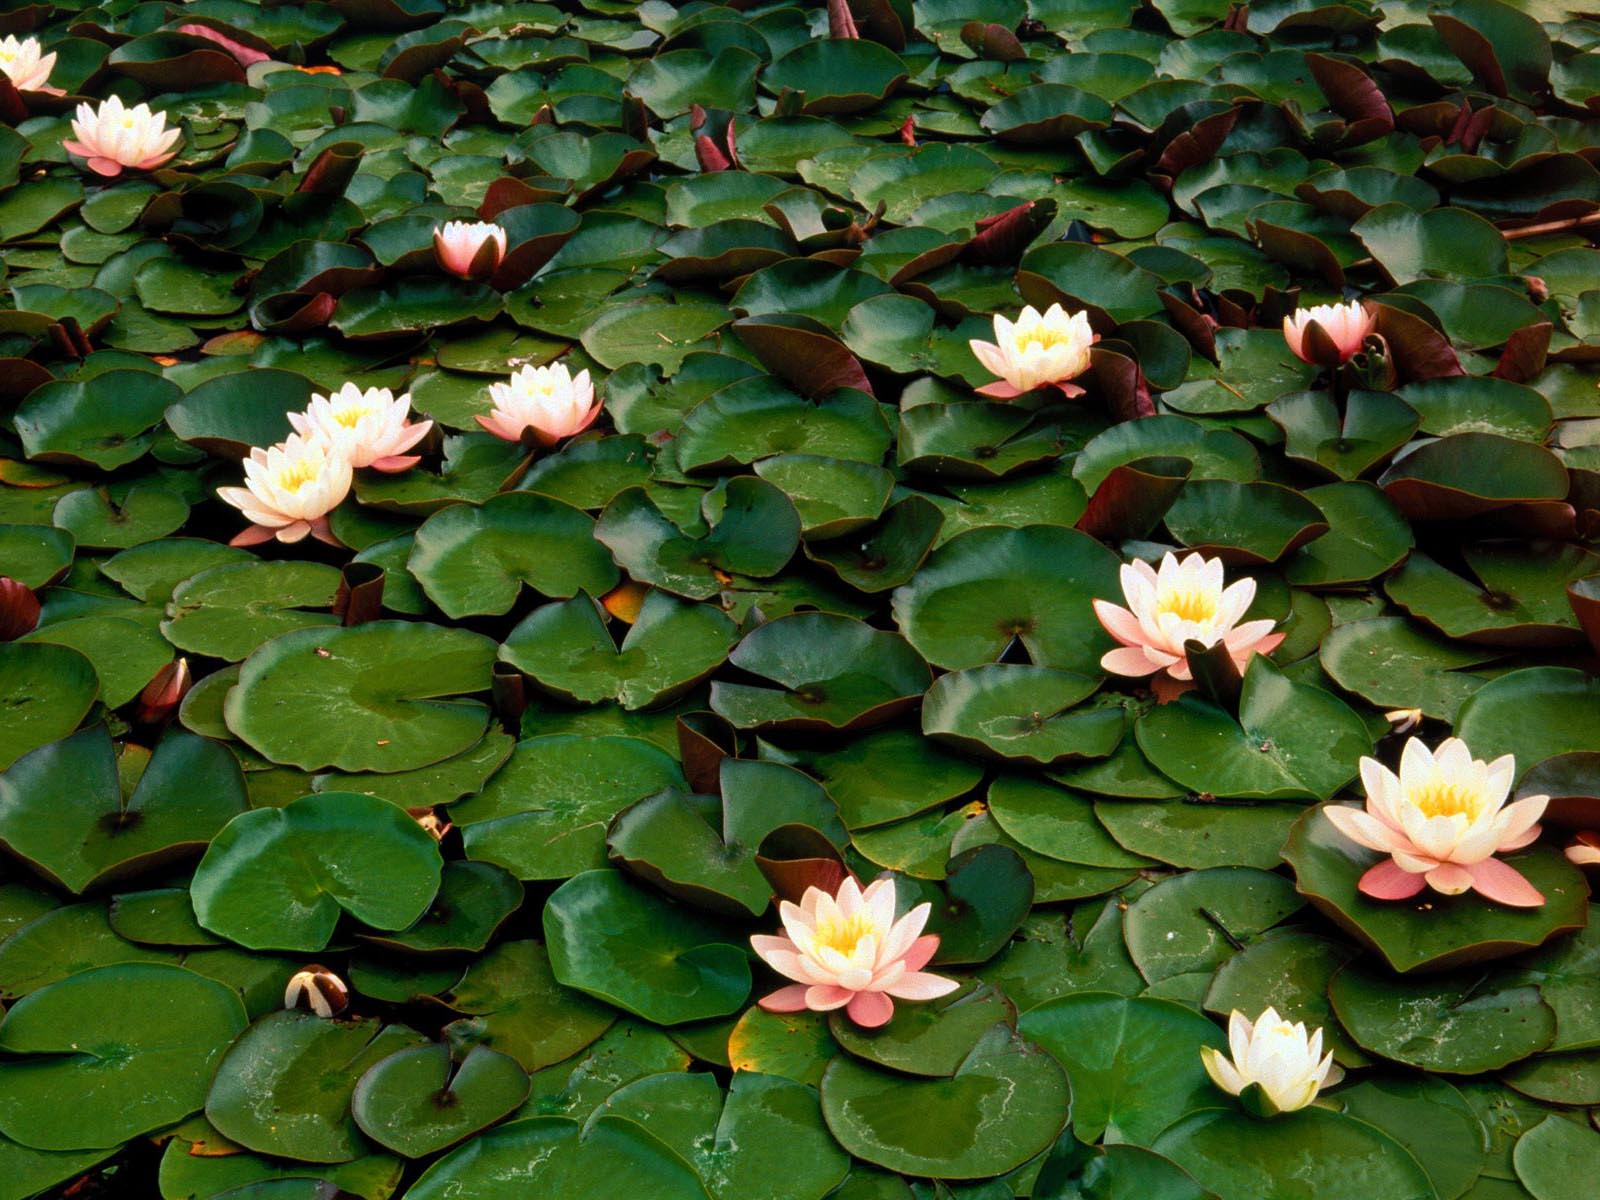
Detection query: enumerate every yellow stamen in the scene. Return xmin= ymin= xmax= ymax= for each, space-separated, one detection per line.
xmin=1013 ymin=325 xmax=1073 ymax=352
xmin=1157 ymin=587 xmax=1217 ymax=623
xmin=814 ymin=912 xmax=878 ymax=957
xmin=1409 ymin=782 xmax=1483 ymax=820
xmin=275 ymin=462 xmax=318 ymax=494
xmin=333 ymin=406 xmax=371 ymax=429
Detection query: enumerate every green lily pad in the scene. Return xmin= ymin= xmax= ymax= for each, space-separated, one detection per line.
xmin=191 ymin=791 xmax=443 ymax=952
xmin=206 ymin=1011 xmax=429 ymax=1163
xmin=500 ymin=591 xmax=737 ymax=710
xmin=1513 ymin=1115 xmax=1600 ymax=1200
xmin=1124 ymin=867 xmax=1304 ymax=986
xmin=409 ymin=492 xmax=620 ymax=619
xmin=14 ymin=371 xmax=179 ymax=470
xmin=443 ymin=938 xmax=616 ymax=1072
xmin=543 ymin=869 xmax=751 ymax=1025
xmin=162 ymin=561 xmax=341 ymax=661
xmin=819 ymin=1024 xmax=1069 ymax=1179
xmin=1136 ymin=657 xmax=1373 ymax=801
xmin=1204 ymin=929 xmax=1369 ymax=1067
xmin=1455 ymin=668 xmax=1600 ymax=777
xmin=1319 ymin=616 xmax=1495 ymax=722
xmin=0 ymin=726 xmax=246 ymax=894
xmin=891 ymin=524 xmax=1122 ymax=674
xmin=0 ymin=642 xmax=99 ymax=771
xmin=922 ymin=666 xmax=1124 ymax=767
xmin=1019 ymin=993 xmax=1226 ymax=1145
xmin=225 ymin=622 xmax=498 ymax=773
xmin=710 ymin=613 xmax=931 ymax=733
xmin=352 ymin=1044 xmax=530 ymax=1158
xmin=454 ymin=734 xmax=684 ymax=881
xmin=0 ymin=963 xmax=246 ymax=1150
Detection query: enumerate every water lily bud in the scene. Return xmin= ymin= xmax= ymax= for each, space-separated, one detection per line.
xmin=1093 ymin=552 xmax=1284 ymax=702
xmin=1525 ymin=275 xmax=1549 ymax=304
xmin=284 ymin=965 xmax=349 ymax=1018
xmin=135 ymin=658 xmax=191 ymax=725
xmin=750 ymin=875 xmax=959 ymax=1028
xmin=1383 ymin=707 xmax=1423 ymax=734
xmin=1323 ymin=737 xmax=1547 ymax=907
xmin=432 ymin=221 xmax=507 ymax=281
xmin=409 ymin=807 xmax=451 ymax=841
xmin=968 ymin=303 xmax=1097 ymax=399
xmin=62 ymin=95 xmax=182 ymax=178
xmin=1281 ymin=299 xmax=1375 ymax=366
xmin=1201 ymin=1008 xmax=1342 ymax=1117
xmin=0 ymin=577 xmax=40 ymax=641
xmin=476 ymin=363 xmax=601 ymax=447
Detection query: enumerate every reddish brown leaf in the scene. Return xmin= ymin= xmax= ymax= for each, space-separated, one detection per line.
xmin=1493 ymin=321 xmax=1552 ymax=382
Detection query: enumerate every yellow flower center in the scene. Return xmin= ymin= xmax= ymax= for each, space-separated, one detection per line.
xmin=332 ymin=405 xmax=371 ymax=429
xmin=813 ymin=912 xmax=878 ymax=958
xmin=1013 ymin=325 xmax=1073 ymax=353
xmin=275 ymin=461 xmax=319 ymax=494
xmin=1409 ymin=782 xmax=1483 ymax=820
xmin=1157 ymin=587 xmax=1217 ymax=624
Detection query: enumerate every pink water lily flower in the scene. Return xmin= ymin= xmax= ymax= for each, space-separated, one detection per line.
xmin=433 ymin=220 xmax=508 ymax=281
xmin=1092 ymin=552 xmax=1284 ymax=699
xmin=0 ymin=35 xmax=60 ymax=93
xmin=62 ymin=95 xmax=182 ymax=177
xmin=1567 ymin=833 xmax=1600 ymax=866
xmin=476 ymin=362 xmax=600 ymax=446
xmin=968 ymin=303 xmax=1097 ymax=399
xmin=216 ymin=432 xmax=352 ymax=547
xmin=751 ymin=876 xmax=959 ymax=1028
xmin=287 ymin=383 xmax=432 ymax=473
xmin=1323 ymin=737 xmax=1548 ymax=907
xmin=1282 ymin=300 xmax=1376 ymax=366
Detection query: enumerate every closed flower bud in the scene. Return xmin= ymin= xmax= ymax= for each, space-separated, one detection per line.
xmin=284 ymin=965 xmax=349 ymax=1018
xmin=135 ymin=657 xmax=191 ymax=725
xmin=0 ymin=577 xmax=40 ymax=641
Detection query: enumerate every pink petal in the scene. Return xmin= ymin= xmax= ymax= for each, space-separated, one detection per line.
xmin=86 ymin=157 xmax=125 ymax=177
xmin=1357 ymin=859 xmax=1427 ymax=900
xmin=1322 ymin=805 xmax=1403 ymax=855
xmin=846 ymin=991 xmax=894 ymax=1027
xmin=228 ymin=523 xmax=277 ymax=547
xmin=975 ymin=381 xmax=1023 ymax=399
xmin=886 ymin=971 xmax=961 ymax=1001
xmin=1498 ymin=824 xmax=1542 ymax=853
xmin=804 ymin=984 xmax=853 ymax=1011
xmin=1150 ymin=674 xmax=1194 ymax=703
xmin=757 ymin=984 xmax=811 ymax=1013
xmin=1424 ymin=862 xmax=1474 ymax=895
xmin=1467 ymin=858 xmax=1545 ymax=908
xmin=1092 ymin=599 xmax=1145 ymax=647
xmin=900 ymin=934 xmax=939 ymax=973
xmin=368 ymin=454 xmax=421 ymax=473
xmin=1050 ymin=381 xmax=1086 ymax=398
xmin=1101 ymin=646 xmax=1161 ymax=677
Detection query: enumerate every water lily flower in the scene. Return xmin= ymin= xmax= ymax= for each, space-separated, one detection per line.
xmin=135 ymin=657 xmax=191 ymax=725
xmin=0 ymin=35 xmax=58 ymax=93
xmin=287 ymin=383 xmax=432 ymax=473
xmin=1201 ymin=1007 xmax=1343 ymax=1117
xmin=216 ymin=432 xmax=353 ymax=547
xmin=476 ymin=362 xmax=601 ymax=446
xmin=750 ymin=875 xmax=959 ymax=1028
xmin=433 ymin=220 xmax=508 ymax=281
xmin=1566 ymin=833 xmax=1600 ymax=866
xmin=1092 ymin=552 xmax=1284 ymax=698
xmin=1323 ymin=737 xmax=1548 ymax=907
xmin=62 ymin=95 xmax=182 ymax=177
xmin=284 ymin=965 xmax=349 ymax=1018
xmin=968 ymin=303 xmax=1098 ymax=399
xmin=1383 ymin=707 xmax=1424 ymax=734
xmin=1282 ymin=300 xmax=1375 ymax=366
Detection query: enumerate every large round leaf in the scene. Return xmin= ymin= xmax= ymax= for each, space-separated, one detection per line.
xmin=191 ymin=791 xmax=444 ymax=952
xmin=225 ymin=622 xmax=498 ymax=773
xmin=351 ymin=1043 xmax=529 ymax=1158
xmin=819 ymin=1024 xmax=1069 ymax=1179
xmin=409 ymin=492 xmax=620 ymax=619
xmin=0 ymin=964 xmax=245 ymax=1150
xmin=891 ymin=525 xmax=1122 ymax=673
xmin=0 ymin=726 xmax=246 ymax=893
xmin=0 ymin=642 xmax=98 ymax=771
xmin=543 ymin=869 xmax=751 ymax=1025
xmin=1455 ymin=668 xmax=1600 ymax=776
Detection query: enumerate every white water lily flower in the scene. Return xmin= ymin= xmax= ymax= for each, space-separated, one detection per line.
xmin=751 ymin=876 xmax=959 ymax=1028
xmin=216 ymin=432 xmax=352 ymax=546
xmin=476 ymin=362 xmax=600 ymax=446
xmin=287 ymin=383 xmax=431 ymax=473
xmin=1093 ymin=551 xmax=1284 ymax=699
xmin=968 ymin=303 xmax=1098 ymax=399
xmin=1201 ymin=1007 xmax=1343 ymax=1117
xmin=62 ymin=94 xmax=182 ymax=177
xmin=0 ymin=35 xmax=56 ymax=92
xmin=1323 ymin=737 xmax=1547 ymax=906
xmin=432 ymin=220 xmax=508 ymax=280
